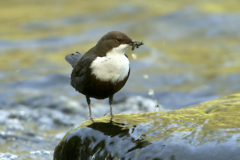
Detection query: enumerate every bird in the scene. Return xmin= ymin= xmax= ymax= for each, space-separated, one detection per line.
xmin=65 ymin=31 xmax=143 ymax=121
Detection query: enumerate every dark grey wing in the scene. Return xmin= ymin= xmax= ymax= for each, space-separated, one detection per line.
xmin=70 ymin=53 xmax=96 ymax=92
xmin=65 ymin=52 xmax=83 ymax=68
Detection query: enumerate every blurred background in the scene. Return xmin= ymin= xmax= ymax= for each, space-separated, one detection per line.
xmin=1 ymin=0 xmax=240 ymax=159
xmin=1 ymin=0 xmax=240 ymax=109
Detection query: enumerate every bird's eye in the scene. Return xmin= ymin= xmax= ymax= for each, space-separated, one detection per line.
xmin=116 ymin=38 xmax=122 ymax=42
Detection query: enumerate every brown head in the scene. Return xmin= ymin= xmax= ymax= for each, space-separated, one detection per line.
xmin=96 ymin=31 xmax=134 ymax=49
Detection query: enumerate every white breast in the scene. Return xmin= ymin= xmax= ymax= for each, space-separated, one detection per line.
xmin=90 ymin=44 xmax=130 ymax=83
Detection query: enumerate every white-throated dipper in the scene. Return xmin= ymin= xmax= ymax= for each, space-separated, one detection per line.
xmin=65 ymin=31 xmax=143 ymax=121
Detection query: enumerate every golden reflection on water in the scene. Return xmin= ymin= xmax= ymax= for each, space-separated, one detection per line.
xmin=1 ymin=0 xmax=240 ymax=94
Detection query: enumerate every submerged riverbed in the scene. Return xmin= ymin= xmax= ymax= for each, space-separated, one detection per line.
xmin=1 ymin=0 xmax=240 ymax=159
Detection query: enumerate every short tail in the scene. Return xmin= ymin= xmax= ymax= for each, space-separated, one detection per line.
xmin=65 ymin=51 xmax=83 ymax=68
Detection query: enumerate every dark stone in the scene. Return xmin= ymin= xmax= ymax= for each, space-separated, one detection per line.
xmin=54 ymin=121 xmax=150 ymax=160
xmin=54 ymin=94 xmax=240 ymax=160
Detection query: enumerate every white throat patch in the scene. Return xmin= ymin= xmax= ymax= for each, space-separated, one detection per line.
xmin=90 ymin=44 xmax=130 ymax=83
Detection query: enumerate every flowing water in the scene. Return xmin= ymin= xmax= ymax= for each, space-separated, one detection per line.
xmin=1 ymin=0 xmax=240 ymax=159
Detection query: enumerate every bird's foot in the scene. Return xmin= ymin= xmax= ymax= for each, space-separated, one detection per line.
xmin=103 ymin=112 xmax=114 ymax=120
xmin=110 ymin=114 xmax=114 ymax=120
xmin=90 ymin=117 xmax=94 ymax=122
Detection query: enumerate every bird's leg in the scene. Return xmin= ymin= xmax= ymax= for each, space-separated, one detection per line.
xmin=109 ymin=95 xmax=114 ymax=120
xmin=86 ymin=96 xmax=94 ymax=122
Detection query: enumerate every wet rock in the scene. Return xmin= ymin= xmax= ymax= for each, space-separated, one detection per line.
xmin=54 ymin=93 xmax=240 ymax=160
